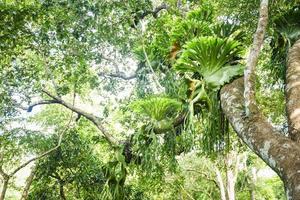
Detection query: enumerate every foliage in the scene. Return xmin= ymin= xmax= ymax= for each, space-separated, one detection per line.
xmin=1 ymin=0 xmax=297 ymax=199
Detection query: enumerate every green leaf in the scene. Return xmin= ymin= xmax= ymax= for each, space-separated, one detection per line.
xmin=130 ymin=96 xmax=182 ymax=121
xmin=174 ymin=36 xmax=244 ymax=79
xmin=204 ymin=64 xmax=245 ymax=90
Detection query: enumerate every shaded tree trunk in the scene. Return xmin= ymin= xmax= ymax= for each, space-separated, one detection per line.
xmin=59 ymin=181 xmax=67 ymax=200
xmin=0 ymin=178 xmax=9 ymax=200
xmin=20 ymin=165 xmax=37 ymax=200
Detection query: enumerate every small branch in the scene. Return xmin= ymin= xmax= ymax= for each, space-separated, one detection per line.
xmin=152 ymin=3 xmax=168 ymax=18
xmin=141 ymin=37 xmax=164 ymax=93
xmin=186 ymin=169 xmax=219 ymax=188
xmin=9 ymin=115 xmax=72 ymax=176
xmin=42 ymin=89 xmax=118 ymax=146
xmin=244 ymin=0 xmax=269 ymax=116
xmin=21 ymin=100 xmax=60 ymax=112
xmin=98 ymin=72 xmax=136 ymax=80
xmin=139 ymin=3 xmax=168 ymax=20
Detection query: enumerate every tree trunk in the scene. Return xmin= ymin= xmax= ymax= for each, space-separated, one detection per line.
xmin=20 ymin=165 xmax=37 ymax=200
xmin=225 ymin=152 xmax=239 ymax=200
xmin=250 ymin=167 xmax=257 ymax=200
xmin=0 ymin=178 xmax=9 ymax=200
xmin=221 ymin=78 xmax=300 ymax=200
xmin=215 ymin=166 xmax=227 ymax=200
xmin=286 ymin=39 xmax=300 ymax=142
xmin=226 ymin=167 xmax=236 ymax=200
xmin=226 ymin=168 xmax=235 ymax=200
xmin=59 ymin=181 xmax=67 ymax=200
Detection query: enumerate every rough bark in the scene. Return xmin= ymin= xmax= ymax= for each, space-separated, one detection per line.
xmin=221 ymin=78 xmax=300 ymax=200
xmin=286 ymin=39 xmax=300 ymax=142
xmin=244 ymin=0 xmax=268 ymax=116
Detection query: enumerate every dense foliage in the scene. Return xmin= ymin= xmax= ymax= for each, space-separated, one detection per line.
xmin=1 ymin=0 xmax=300 ymax=199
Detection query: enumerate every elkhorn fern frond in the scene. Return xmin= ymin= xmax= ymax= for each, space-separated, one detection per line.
xmin=175 ymin=36 xmax=244 ymax=90
xmin=130 ymin=96 xmax=182 ymax=122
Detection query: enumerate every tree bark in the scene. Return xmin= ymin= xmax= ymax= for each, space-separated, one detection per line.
xmin=244 ymin=0 xmax=268 ymax=116
xmin=286 ymin=39 xmax=300 ymax=142
xmin=59 ymin=181 xmax=67 ymax=200
xmin=226 ymin=168 xmax=235 ymax=200
xmin=0 ymin=178 xmax=9 ymax=200
xmin=221 ymin=78 xmax=300 ymax=200
xmin=250 ymin=167 xmax=257 ymax=200
xmin=225 ymin=152 xmax=237 ymax=200
xmin=214 ymin=166 xmax=227 ymax=200
xmin=20 ymin=165 xmax=37 ymax=200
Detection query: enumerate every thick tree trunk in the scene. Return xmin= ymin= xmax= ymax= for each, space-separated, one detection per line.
xmin=286 ymin=39 xmax=300 ymax=142
xmin=0 ymin=178 xmax=9 ymax=200
xmin=221 ymin=78 xmax=300 ymax=200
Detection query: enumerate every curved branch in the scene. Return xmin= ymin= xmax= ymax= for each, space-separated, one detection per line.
xmin=42 ymin=89 xmax=118 ymax=146
xmin=98 ymin=72 xmax=136 ymax=80
xmin=244 ymin=0 xmax=269 ymax=116
xmin=22 ymin=100 xmax=60 ymax=112
xmin=286 ymin=39 xmax=300 ymax=142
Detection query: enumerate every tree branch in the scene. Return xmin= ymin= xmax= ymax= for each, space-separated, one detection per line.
xmin=244 ymin=0 xmax=269 ymax=116
xmin=140 ymin=3 xmax=168 ymax=19
xmin=131 ymin=3 xmax=168 ymax=28
xmin=186 ymin=169 xmax=219 ymax=188
xmin=9 ymin=116 xmax=71 ymax=176
xmin=42 ymin=89 xmax=118 ymax=146
xmin=98 ymin=72 xmax=136 ymax=80
xmin=21 ymin=100 xmax=60 ymax=112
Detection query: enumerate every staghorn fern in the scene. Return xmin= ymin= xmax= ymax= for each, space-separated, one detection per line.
xmin=175 ymin=36 xmax=244 ymax=90
xmin=130 ymin=96 xmax=182 ymax=122
xmin=174 ymin=36 xmax=244 ymax=153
